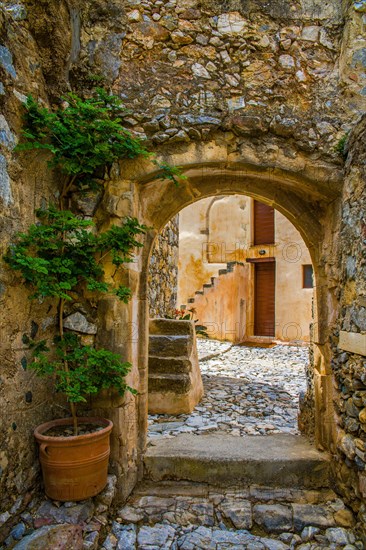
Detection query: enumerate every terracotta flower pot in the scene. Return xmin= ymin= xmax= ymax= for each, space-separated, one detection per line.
xmin=34 ymin=417 xmax=113 ymax=502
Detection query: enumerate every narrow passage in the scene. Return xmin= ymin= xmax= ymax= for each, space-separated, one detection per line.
xmin=104 ymin=341 xmax=359 ymax=548
xmin=148 ymin=340 xmax=308 ymax=441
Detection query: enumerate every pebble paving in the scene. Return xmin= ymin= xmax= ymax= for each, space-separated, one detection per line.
xmin=148 ymin=340 xmax=309 ymax=441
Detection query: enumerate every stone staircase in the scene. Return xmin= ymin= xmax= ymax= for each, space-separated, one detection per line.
xmin=103 ymin=434 xmax=364 ymax=550
xmin=148 ymin=319 xmax=204 ymax=415
xmin=182 ymin=261 xmax=248 ymax=343
xmin=105 ymin=434 xmax=362 ymax=549
xmin=183 ymin=261 xmax=245 ymax=308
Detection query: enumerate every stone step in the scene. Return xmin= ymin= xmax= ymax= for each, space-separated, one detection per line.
xmin=227 ymin=261 xmax=245 ymax=270
xmin=149 ymin=356 xmax=192 ymax=374
xmin=113 ymin=479 xmax=358 ymax=549
xmin=149 ymin=334 xmax=192 ymax=357
xmin=149 ymin=319 xmax=194 ymax=336
xmin=144 ymin=434 xmax=331 ymax=489
xmin=148 ymin=372 xmax=191 ymax=393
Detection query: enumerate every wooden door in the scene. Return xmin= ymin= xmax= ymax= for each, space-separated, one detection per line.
xmin=254 ymin=261 xmax=275 ymax=336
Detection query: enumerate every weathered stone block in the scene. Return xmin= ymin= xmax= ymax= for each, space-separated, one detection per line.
xmin=292 ymin=504 xmax=336 ymax=531
xmin=0 ymin=45 xmax=16 ymax=78
xmin=13 ymin=524 xmax=83 ymax=549
xmin=219 ymin=498 xmax=252 ymax=529
xmin=150 ymin=319 xmax=193 ymax=336
xmin=63 ymin=312 xmax=97 ymax=335
xmin=0 ymin=153 xmax=12 ymax=206
xmin=301 ymin=26 xmax=319 ymax=42
xmin=339 ymin=331 xmax=366 ymax=356
xmin=148 ymin=373 xmax=192 ymax=394
xmin=34 ymin=500 xmax=94 ymax=527
xmin=137 ymin=524 xmax=176 ymax=547
xmin=217 ymin=12 xmax=246 ymax=34
xmin=253 ymin=504 xmax=292 ymax=533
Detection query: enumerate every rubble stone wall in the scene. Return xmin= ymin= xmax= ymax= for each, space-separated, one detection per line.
xmin=330 ymin=116 xmax=366 ymax=523
xmin=71 ymin=0 xmax=366 ymax=157
xmin=148 ymin=215 xmax=179 ymax=318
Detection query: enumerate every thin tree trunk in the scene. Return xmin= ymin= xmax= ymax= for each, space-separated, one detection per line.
xmin=59 ymin=175 xmax=77 ymax=210
xmin=59 ymin=297 xmax=78 ymax=435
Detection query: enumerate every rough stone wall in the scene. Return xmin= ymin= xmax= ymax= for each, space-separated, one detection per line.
xmin=330 ymin=115 xmax=366 ymax=525
xmin=70 ymin=0 xmax=366 ymax=159
xmin=148 ymin=215 xmax=179 ymax=318
xmin=0 ymin=3 xmax=73 ymax=515
xmin=298 ymin=317 xmax=316 ymax=440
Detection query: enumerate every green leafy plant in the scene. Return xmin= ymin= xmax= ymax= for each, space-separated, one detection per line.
xmin=87 ymin=73 xmax=106 ymax=83
xmin=6 ymin=206 xmax=147 ymax=433
xmin=7 ymin=88 xmax=187 ymax=435
xmin=29 ymin=333 xmax=136 ymax=404
xmin=153 ymin=161 xmax=187 ymax=188
xmin=16 ymin=89 xmax=186 ymax=203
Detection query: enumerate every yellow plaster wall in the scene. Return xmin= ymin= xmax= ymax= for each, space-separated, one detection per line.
xmin=177 ymin=196 xmax=313 ymax=342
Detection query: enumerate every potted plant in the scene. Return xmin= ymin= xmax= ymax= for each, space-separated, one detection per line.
xmin=5 ymin=205 xmax=147 ymax=500
xmin=4 ymin=89 xmax=183 ymax=501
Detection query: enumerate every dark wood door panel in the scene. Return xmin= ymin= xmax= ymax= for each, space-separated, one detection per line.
xmin=254 ymin=261 xmax=275 ymax=337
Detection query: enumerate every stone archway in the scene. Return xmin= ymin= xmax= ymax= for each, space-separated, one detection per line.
xmin=96 ymin=136 xmax=344 ymax=500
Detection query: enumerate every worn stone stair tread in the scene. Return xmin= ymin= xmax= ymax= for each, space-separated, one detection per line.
xmin=144 ymin=434 xmax=331 ymax=488
xmin=149 ymin=356 xmax=192 ymax=374
xmin=150 ymin=319 xmax=194 ymax=335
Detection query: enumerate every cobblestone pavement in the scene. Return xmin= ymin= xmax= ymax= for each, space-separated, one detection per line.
xmin=148 ymin=340 xmax=308 ymax=441
xmin=104 ymin=481 xmax=361 ymax=550
xmin=4 ymin=476 xmax=360 ymax=550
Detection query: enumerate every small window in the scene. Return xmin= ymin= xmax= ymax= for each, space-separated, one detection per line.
xmin=303 ymin=265 xmax=314 ymax=288
xmin=253 ymin=200 xmax=275 ymax=245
